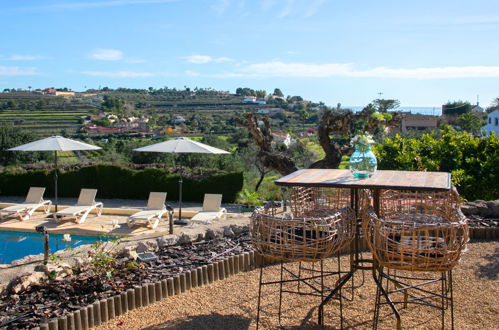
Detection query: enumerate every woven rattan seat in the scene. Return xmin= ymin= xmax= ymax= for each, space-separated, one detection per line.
xmin=251 ymin=206 xmax=355 ymax=262
xmin=364 ymin=189 xmax=469 ymax=272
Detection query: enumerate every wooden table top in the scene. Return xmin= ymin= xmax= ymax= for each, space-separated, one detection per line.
xmin=275 ymin=169 xmax=451 ymax=191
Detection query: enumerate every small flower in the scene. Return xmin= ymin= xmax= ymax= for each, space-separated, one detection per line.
xmin=63 ymin=234 xmax=71 ymax=242
xmin=351 ymin=133 xmax=375 ymax=146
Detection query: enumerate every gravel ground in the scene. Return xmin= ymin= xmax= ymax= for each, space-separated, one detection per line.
xmin=99 ymin=240 xmax=499 ymax=329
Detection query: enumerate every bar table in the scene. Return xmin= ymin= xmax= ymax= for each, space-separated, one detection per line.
xmin=275 ymin=168 xmax=451 ymax=326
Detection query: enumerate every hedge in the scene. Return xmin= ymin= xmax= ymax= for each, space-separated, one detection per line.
xmin=374 ymin=127 xmax=498 ymax=201
xmin=0 ymin=164 xmax=243 ymax=203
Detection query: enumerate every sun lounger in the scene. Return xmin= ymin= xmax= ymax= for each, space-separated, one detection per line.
xmin=54 ymin=189 xmax=103 ymax=224
xmin=0 ymin=187 xmax=52 ymax=221
xmin=127 ymin=192 xmax=167 ymax=229
xmin=190 ymin=194 xmax=227 ymax=224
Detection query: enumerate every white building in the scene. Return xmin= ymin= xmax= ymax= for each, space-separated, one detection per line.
xmin=482 ymin=110 xmax=499 ymax=135
xmin=171 ymin=115 xmax=186 ymax=124
xmin=471 ymin=104 xmax=484 ymax=114
xmin=272 ymin=132 xmax=294 ymax=147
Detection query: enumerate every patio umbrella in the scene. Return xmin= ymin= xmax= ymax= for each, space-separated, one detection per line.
xmin=8 ymin=136 xmax=101 ymax=211
xmin=134 ymin=137 xmax=230 ymax=224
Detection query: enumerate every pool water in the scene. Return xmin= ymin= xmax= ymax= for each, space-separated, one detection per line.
xmin=0 ymin=230 xmax=114 ymax=264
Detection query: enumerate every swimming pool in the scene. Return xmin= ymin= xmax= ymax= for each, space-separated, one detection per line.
xmin=0 ymin=230 xmax=114 ymax=264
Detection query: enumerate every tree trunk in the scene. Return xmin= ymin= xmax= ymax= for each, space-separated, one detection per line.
xmin=255 ymin=171 xmax=266 ymax=192
xmin=237 ymin=113 xmax=297 ymax=176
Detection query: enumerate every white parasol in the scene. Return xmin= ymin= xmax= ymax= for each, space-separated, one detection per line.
xmin=9 ymin=136 xmax=101 ymax=211
xmin=134 ymin=137 xmax=229 ymax=224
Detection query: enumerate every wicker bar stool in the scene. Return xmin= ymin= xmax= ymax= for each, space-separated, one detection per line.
xmin=363 ymin=189 xmax=469 ymax=330
xmin=251 ymin=187 xmax=355 ymax=329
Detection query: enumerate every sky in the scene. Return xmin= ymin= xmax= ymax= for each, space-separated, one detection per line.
xmin=0 ymin=0 xmax=498 ymax=108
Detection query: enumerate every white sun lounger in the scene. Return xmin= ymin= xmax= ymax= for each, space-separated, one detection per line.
xmin=127 ymin=192 xmax=167 ymax=229
xmin=0 ymin=187 xmax=52 ymax=221
xmin=190 ymin=194 xmax=227 ymax=225
xmin=54 ymin=189 xmax=103 ymax=224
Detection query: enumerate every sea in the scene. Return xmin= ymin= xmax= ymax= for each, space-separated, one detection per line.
xmin=346 ymin=106 xmax=441 ymax=116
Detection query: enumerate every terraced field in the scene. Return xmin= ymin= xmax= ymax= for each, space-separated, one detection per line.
xmin=0 ymin=93 xmax=93 ymax=136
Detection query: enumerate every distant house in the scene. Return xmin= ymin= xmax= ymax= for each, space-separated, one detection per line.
xmin=482 ymin=110 xmax=499 ymax=135
xmin=471 ymin=104 xmax=484 ymax=114
xmin=272 ymin=132 xmax=293 ymax=147
xmin=401 ymin=114 xmax=438 ymax=133
xmin=43 ymin=88 xmax=56 ymax=95
xmin=265 ymin=94 xmax=286 ymax=102
xmin=242 ymin=96 xmax=266 ymax=105
xmin=242 ymin=96 xmax=256 ymax=104
xmin=171 ymin=115 xmax=186 ymax=124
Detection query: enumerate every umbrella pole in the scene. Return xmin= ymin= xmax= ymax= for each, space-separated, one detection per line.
xmin=174 ymin=159 xmax=188 ymax=225
xmin=54 ymin=150 xmax=58 ymax=212
xmin=179 ymin=171 xmax=183 ymax=221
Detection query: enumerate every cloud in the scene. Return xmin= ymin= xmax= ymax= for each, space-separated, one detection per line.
xmin=216 ymin=61 xmax=499 ymax=79
xmin=212 ymin=0 xmax=230 ymax=16
xmin=399 ymin=15 xmax=499 ymax=26
xmin=2 ymin=55 xmax=43 ymax=61
xmin=124 ymin=58 xmax=146 ymax=63
xmin=0 ymin=66 xmax=38 ymax=76
xmin=260 ymin=0 xmax=277 ymax=12
xmin=304 ymin=0 xmax=325 ymax=18
xmin=82 ymin=70 xmax=155 ymax=78
xmin=89 ymin=49 xmax=123 ymax=61
xmin=25 ymin=0 xmax=177 ymax=10
xmin=185 ymin=70 xmax=200 ymax=77
xmin=278 ymin=0 xmax=294 ymax=18
xmin=182 ymin=55 xmax=233 ymax=64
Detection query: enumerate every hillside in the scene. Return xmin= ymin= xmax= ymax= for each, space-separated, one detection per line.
xmin=0 ymin=89 xmax=301 ymax=137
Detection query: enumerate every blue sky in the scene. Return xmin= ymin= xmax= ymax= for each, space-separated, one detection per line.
xmin=1 ymin=0 xmax=498 ymax=107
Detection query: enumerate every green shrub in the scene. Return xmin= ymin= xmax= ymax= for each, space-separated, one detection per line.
xmin=374 ymin=127 xmax=498 ymax=201
xmin=0 ymin=164 xmax=243 ymax=203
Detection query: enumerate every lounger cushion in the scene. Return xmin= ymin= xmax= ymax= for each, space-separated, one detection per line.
xmin=56 ymin=205 xmax=94 ymax=216
xmin=190 ymin=208 xmax=226 ymax=224
xmin=2 ymin=203 xmax=41 ymax=212
xmin=129 ymin=210 xmax=164 ymax=220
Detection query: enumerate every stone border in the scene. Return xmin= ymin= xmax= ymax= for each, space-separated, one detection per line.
xmin=32 ymin=251 xmax=263 ymax=330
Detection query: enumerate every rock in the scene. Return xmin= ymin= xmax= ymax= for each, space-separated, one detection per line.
xmin=205 ymin=229 xmax=217 ymax=240
xmin=461 ymin=203 xmax=478 ymax=216
xmin=178 ymin=233 xmax=192 ymax=245
xmin=72 ymin=257 xmax=85 ymax=269
xmin=136 ymin=241 xmax=158 ymax=253
xmin=223 ymin=226 xmax=235 ymax=238
xmin=148 ymin=240 xmax=159 ymax=251
xmin=486 ymin=200 xmax=499 ymax=217
xmin=10 ymin=272 xmax=45 ymax=294
xmin=61 ymin=265 xmax=73 ymax=277
xmin=129 ymin=250 xmax=139 ymax=260
xmin=230 ymin=224 xmax=246 ymax=236
xmin=196 ymin=233 xmax=204 ymax=242
xmin=120 ymin=246 xmax=138 ymax=260
xmin=157 ymin=236 xmax=178 ymax=248
xmin=463 ymin=200 xmax=490 ymax=217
